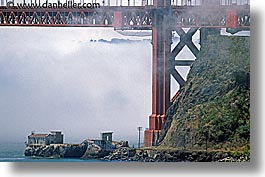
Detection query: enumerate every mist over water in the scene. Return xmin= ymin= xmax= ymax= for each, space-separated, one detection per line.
xmin=0 ymin=27 xmax=152 ymax=145
xmin=0 ymin=26 xmax=197 ymax=146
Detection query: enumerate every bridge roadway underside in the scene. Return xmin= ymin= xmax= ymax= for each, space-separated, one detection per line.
xmin=0 ymin=4 xmax=250 ymax=147
xmin=0 ymin=6 xmax=250 ymax=29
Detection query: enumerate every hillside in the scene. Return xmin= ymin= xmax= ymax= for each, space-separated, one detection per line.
xmin=159 ymin=35 xmax=250 ymax=152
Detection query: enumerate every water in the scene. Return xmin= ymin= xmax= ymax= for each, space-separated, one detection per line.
xmin=0 ymin=143 xmax=106 ymax=162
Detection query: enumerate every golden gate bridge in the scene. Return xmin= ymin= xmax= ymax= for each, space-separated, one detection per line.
xmin=0 ymin=0 xmax=250 ymax=146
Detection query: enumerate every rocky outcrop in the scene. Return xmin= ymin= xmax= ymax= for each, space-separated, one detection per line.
xmin=103 ymin=147 xmax=136 ymax=161
xmin=81 ymin=142 xmax=110 ymax=159
xmin=159 ymin=35 xmax=250 ymax=152
xmin=112 ymin=141 xmax=129 ymax=148
xmin=24 ymin=139 xmax=129 ymax=159
xmin=24 ymin=142 xmax=87 ymax=158
xmin=103 ymin=148 xmax=250 ymax=162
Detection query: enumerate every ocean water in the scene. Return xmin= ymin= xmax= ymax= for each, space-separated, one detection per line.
xmin=0 ymin=143 xmax=106 ymax=162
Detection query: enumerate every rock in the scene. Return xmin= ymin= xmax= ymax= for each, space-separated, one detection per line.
xmin=212 ymin=152 xmax=223 ymax=161
xmin=24 ymin=143 xmax=88 ymax=158
xmin=159 ymin=35 xmax=250 ymax=155
xmin=102 ymin=146 xmax=249 ymax=162
xmin=128 ymin=149 xmax=136 ymax=157
xmin=164 ymin=153 xmax=174 ymax=161
xmin=113 ymin=141 xmax=129 ymax=148
xmin=24 ymin=146 xmax=34 ymax=156
xmin=102 ymin=147 xmax=136 ymax=161
xmin=153 ymin=153 xmax=159 ymax=160
xmin=64 ymin=143 xmax=87 ymax=158
xmin=81 ymin=143 xmax=107 ymax=159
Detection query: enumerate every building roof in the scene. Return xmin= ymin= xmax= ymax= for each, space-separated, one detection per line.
xmin=50 ymin=130 xmax=62 ymax=133
xmin=29 ymin=134 xmax=49 ymax=138
xmin=101 ymin=132 xmax=113 ymax=134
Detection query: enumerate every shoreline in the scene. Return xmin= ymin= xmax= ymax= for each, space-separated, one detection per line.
xmin=24 ymin=144 xmax=250 ymax=162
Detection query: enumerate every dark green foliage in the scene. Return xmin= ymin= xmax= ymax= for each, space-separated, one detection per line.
xmin=159 ymin=35 xmax=250 ymax=152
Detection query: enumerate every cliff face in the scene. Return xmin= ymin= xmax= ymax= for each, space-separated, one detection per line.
xmin=159 ymin=35 xmax=250 ymax=151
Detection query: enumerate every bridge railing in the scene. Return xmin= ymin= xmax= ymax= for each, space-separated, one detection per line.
xmin=0 ymin=0 xmax=250 ymax=28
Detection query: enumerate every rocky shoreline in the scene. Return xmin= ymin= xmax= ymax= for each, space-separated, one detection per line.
xmin=25 ymin=144 xmax=249 ymax=162
xmin=103 ymin=147 xmax=250 ymax=162
xmin=24 ymin=140 xmax=111 ymax=159
xmin=25 ymin=142 xmax=87 ymax=158
xmin=24 ymin=140 xmax=128 ymax=159
xmin=24 ymin=141 xmax=249 ymax=162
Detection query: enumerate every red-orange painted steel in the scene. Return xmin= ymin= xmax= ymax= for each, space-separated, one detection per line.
xmin=113 ymin=11 xmax=122 ymax=29
xmin=226 ymin=9 xmax=237 ymax=28
xmin=0 ymin=6 xmax=250 ymax=29
xmin=144 ymin=1 xmax=173 ymax=146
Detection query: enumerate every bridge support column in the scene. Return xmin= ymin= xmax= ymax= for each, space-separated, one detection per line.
xmin=144 ymin=2 xmax=172 ymax=147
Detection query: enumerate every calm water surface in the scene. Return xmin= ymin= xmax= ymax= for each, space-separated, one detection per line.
xmin=0 ymin=143 xmax=107 ymax=162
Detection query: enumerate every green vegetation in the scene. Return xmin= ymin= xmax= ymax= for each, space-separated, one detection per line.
xmin=159 ymin=35 xmax=250 ymax=153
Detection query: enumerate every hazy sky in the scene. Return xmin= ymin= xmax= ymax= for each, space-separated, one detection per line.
xmin=0 ymin=25 xmax=198 ymax=146
xmin=0 ymin=23 xmax=249 ymax=146
xmin=0 ymin=27 xmax=156 ymax=145
xmin=0 ymin=1 xmax=224 ymax=147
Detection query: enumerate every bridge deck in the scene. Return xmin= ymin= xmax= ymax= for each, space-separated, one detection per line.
xmin=0 ymin=5 xmax=250 ymax=29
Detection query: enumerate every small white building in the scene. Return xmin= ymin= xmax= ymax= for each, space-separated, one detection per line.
xmin=27 ymin=131 xmax=63 ymax=146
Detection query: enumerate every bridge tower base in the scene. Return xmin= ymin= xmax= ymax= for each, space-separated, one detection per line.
xmin=144 ymin=0 xmax=172 ymax=147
